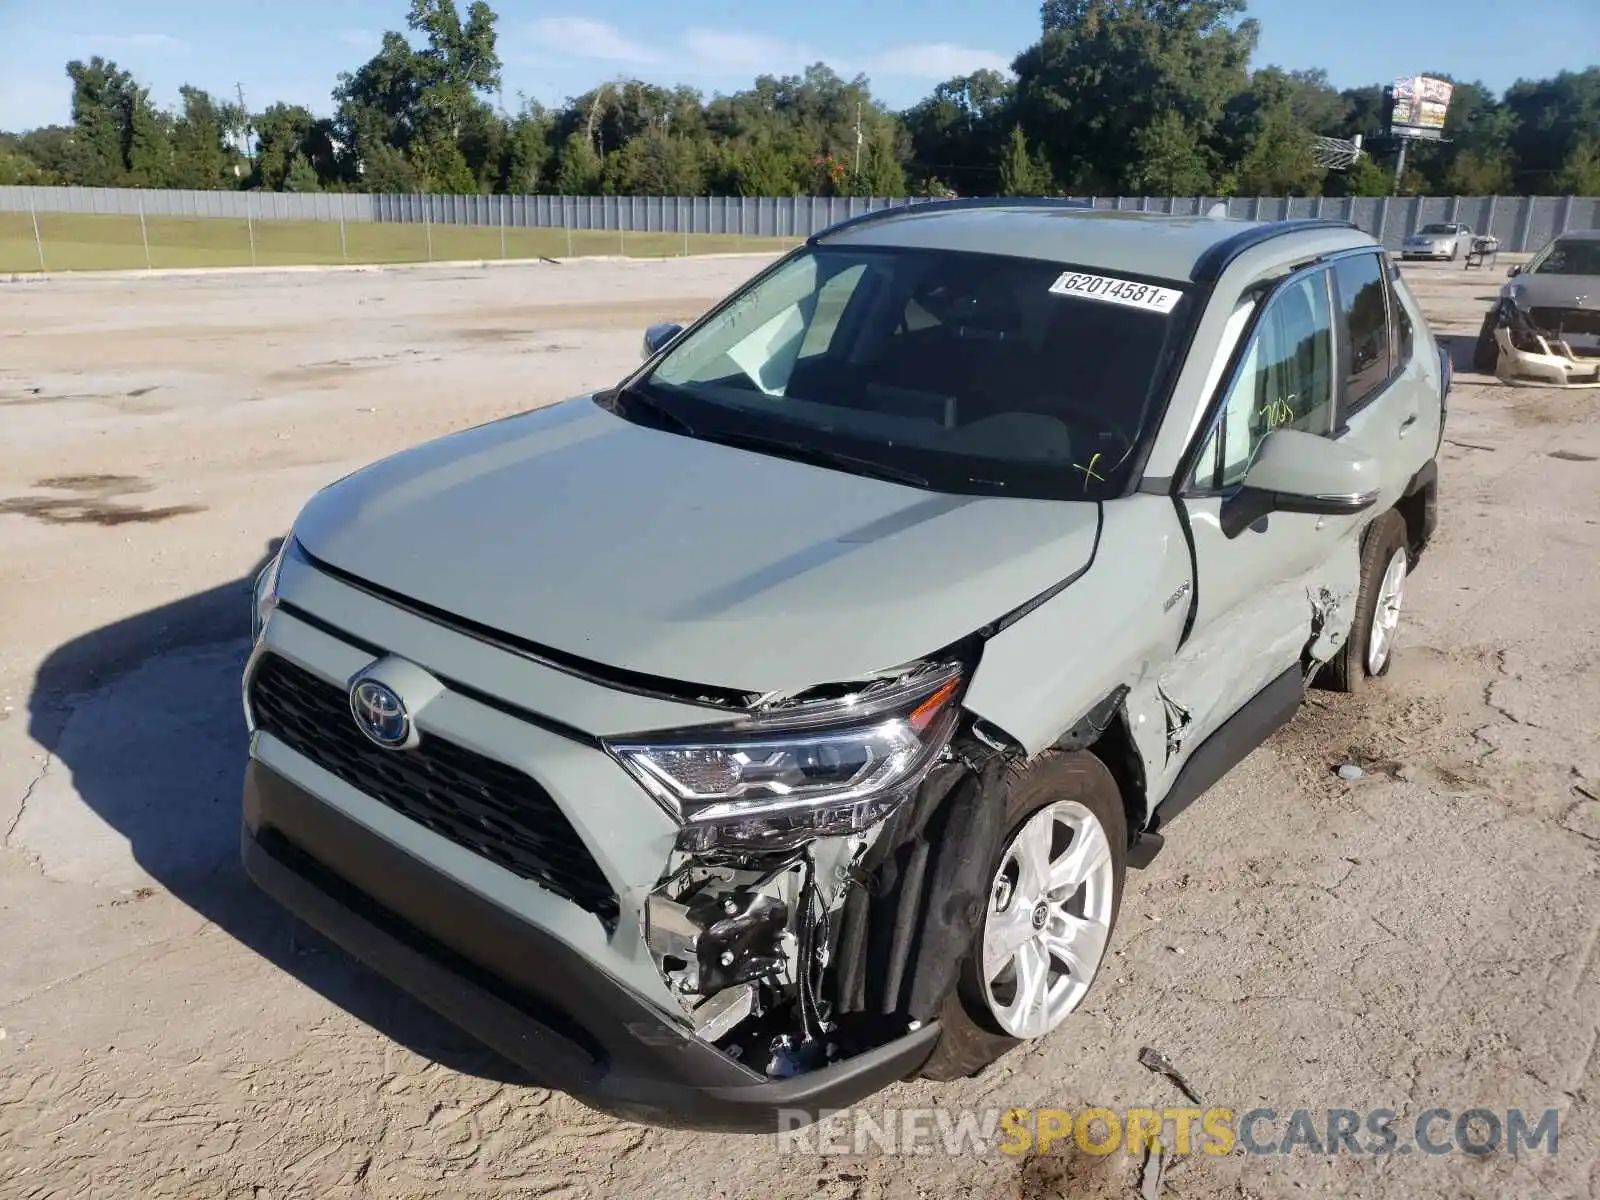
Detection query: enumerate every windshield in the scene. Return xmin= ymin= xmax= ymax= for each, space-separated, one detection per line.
xmin=1419 ymin=224 xmax=1457 ymax=235
xmin=1528 ymin=238 xmax=1600 ymax=276
xmin=624 ymin=245 xmax=1191 ymax=500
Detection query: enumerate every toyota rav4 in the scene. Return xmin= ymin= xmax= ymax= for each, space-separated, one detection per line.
xmin=242 ymin=203 xmax=1447 ymax=1132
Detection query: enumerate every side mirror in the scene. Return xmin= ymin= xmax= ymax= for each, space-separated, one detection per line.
xmin=642 ymin=322 xmax=683 ymax=359
xmin=1507 ymin=265 xmax=1522 ymax=278
xmin=1221 ymin=429 xmax=1381 ymax=538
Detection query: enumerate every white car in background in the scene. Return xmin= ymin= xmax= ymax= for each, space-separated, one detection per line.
xmin=1401 ymin=223 xmax=1475 ymax=262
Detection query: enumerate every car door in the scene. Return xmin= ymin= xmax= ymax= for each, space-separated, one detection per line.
xmin=1148 ymin=264 xmax=1345 ymax=797
xmin=1323 ymin=249 xmax=1428 ymax=516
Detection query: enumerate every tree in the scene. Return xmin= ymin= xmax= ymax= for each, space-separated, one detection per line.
xmin=0 ymin=141 xmax=57 ymax=184
xmin=903 ymin=69 xmax=1013 ymax=195
xmin=63 ymin=57 xmax=163 ymax=186
xmin=616 ymin=128 xmax=704 ymax=195
xmin=1326 ymin=153 xmax=1392 ymax=197
xmin=11 ymin=0 xmax=1600 ymax=199
xmin=1556 ymin=140 xmax=1600 ymax=195
xmin=1131 ymin=110 xmax=1213 ymax=194
xmin=1013 ymin=0 xmax=1257 ymax=192
xmin=168 ymin=87 xmax=240 ymax=188
xmin=998 ymin=125 xmax=1052 ymax=195
xmin=253 ymin=104 xmax=339 ymax=190
xmin=553 ymin=131 xmax=603 ymax=194
xmin=1504 ymin=68 xmax=1600 ymax=192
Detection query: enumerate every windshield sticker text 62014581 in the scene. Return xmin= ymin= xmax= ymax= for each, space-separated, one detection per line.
xmin=1048 ymin=271 xmax=1183 ymax=313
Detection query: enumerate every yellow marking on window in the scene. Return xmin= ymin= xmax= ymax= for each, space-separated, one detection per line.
xmin=1072 ymin=451 xmax=1105 ymax=490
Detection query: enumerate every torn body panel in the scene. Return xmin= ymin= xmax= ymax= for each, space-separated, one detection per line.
xmin=1304 ymin=566 xmax=1359 ymax=672
xmin=963 ymin=497 xmax=1193 ymax=760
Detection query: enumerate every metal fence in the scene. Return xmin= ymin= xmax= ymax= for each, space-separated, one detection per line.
xmin=2 ymin=186 xmax=1597 ymax=253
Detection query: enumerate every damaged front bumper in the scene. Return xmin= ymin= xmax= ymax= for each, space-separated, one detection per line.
xmin=242 ymin=759 xmax=944 ymax=1131
xmin=1490 ymin=303 xmax=1600 ymax=389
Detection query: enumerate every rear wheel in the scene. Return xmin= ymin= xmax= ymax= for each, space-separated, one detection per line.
xmin=1318 ymin=510 xmax=1409 ymax=695
xmin=919 ymin=751 xmax=1126 ymax=1081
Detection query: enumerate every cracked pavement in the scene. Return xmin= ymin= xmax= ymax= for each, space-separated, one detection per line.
xmin=1 ymin=258 xmax=1597 ymax=1198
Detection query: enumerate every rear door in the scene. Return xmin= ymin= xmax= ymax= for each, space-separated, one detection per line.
xmin=1323 ymin=249 xmax=1430 ymax=517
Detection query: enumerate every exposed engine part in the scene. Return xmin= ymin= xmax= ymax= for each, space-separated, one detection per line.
xmin=640 ymin=727 xmax=1014 ymax=1078
xmin=689 ymin=983 xmax=756 ymax=1041
xmin=644 ymin=862 xmax=794 ymax=1000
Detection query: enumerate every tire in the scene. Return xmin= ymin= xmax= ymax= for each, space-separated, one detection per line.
xmin=1317 ymin=510 xmax=1409 ymax=695
xmin=1473 ymin=309 xmax=1500 ymax=374
xmin=918 ymin=751 xmax=1127 ymax=1082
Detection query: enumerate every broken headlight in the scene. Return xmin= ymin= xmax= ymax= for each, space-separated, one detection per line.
xmin=608 ymin=662 xmax=963 ymax=853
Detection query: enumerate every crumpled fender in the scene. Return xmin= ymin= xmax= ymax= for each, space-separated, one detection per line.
xmin=963 ymin=497 xmax=1193 ymax=758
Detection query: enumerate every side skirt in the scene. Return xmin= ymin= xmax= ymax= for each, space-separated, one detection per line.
xmin=1137 ymin=663 xmax=1305 ymax=849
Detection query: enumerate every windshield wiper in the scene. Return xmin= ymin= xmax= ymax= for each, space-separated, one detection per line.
xmin=697 ymin=429 xmax=929 ymax=488
xmin=609 ymin=382 xmax=694 ymax=435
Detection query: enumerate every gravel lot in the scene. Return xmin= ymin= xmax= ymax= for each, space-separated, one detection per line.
xmin=1 ymin=255 xmax=1597 ymax=1199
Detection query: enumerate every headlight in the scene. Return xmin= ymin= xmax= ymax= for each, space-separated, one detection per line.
xmin=608 ymin=662 xmax=964 ymax=854
xmin=251 ymin=537 xmax=289 ymax=643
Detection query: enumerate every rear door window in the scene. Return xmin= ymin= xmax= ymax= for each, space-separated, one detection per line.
xmin=1331 ymin=252 xmax=1392 ymax=417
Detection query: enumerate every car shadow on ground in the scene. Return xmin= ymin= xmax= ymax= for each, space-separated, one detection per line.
xmin=25 ymin=539 xmax=530 ymax=1084
xmin=1437 ymin=332 xmax=1481 ymax=375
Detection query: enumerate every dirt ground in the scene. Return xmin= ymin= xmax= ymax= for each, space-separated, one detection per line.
xmin=1 ymin=254 xmax=1597 ymax=1199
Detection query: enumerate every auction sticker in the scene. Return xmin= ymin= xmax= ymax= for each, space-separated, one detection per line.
xmin=1048 ymin=271 xmax=1183 ymax=313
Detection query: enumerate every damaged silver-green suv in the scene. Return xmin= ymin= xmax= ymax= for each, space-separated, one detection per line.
xmin=242 ymin=202 xmax=1447 ymax=1131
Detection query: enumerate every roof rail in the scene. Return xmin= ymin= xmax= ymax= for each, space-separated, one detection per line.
xmin=1189 ymin=218 xmax=1361 ymax=283
xmin=809 ymin=196 xmax=1096 ymax=243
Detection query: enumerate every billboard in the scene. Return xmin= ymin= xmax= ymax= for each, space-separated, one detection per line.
xmin=1390 ymin=75 xmax=1454 ymax=139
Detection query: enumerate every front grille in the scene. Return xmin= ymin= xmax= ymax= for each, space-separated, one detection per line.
xmin=249 ymin=653 xmax=619 ymax=927
xmin=1530 ymin=307 xmax=1600 ymax=337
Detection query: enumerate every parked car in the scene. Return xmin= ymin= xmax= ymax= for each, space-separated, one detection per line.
xmin=1401 ymin=222 xmax=1475 ymax=261
xmin=241 ymin=203 xmax=1448 ymax=1131
xmin=1474 ymin=229 xmax=1600 ymax=374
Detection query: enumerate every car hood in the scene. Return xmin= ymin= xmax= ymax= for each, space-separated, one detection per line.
xmin=291 ymin=396 xmax=1101 ymax=695
xmin=1509 ymin=273 xmax=1600 ymax=309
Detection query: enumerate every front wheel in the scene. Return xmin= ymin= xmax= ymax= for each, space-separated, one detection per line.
xmin=919 ymin=751 xmax=1126 ymax=1081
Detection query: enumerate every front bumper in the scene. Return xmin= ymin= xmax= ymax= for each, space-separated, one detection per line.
xmin=1401 ymin=246 xmax=1453 ymax=260
xmin=242 ymin=759 xmax=940 ymax=1132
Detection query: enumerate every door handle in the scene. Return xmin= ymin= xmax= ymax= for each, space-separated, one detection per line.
xmin=1398 ymin=413 xmax=1418 ymax=437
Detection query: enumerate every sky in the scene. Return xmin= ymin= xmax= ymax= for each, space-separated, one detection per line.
xmin=1 ymin=0 xmax=1597 ymax=132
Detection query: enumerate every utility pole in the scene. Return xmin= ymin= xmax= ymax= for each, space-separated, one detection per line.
xmin=236 ymin=82 xmax=254 ymax=172
xmin=854 ymin=101 xmax=863 ymax=177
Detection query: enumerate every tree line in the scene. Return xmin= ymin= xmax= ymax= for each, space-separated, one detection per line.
xmin=2 ymin=0 xmax=1597 ymax=199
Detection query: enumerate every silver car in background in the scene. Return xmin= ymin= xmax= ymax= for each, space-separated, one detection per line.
xmin=1401 ymin=222 xmax=1474 ymax=262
